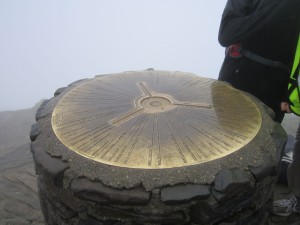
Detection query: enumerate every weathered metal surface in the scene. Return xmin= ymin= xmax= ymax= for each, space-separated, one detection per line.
xmin=51 ymin=70 xmax=262 ymax=169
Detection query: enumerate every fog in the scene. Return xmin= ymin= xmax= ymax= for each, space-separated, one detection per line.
xmin=0 ymin=0 xmax=227 ymax=111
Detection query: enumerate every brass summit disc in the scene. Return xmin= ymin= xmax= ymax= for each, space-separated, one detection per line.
xmin=51 ymin=70 xmax=262 ymax=169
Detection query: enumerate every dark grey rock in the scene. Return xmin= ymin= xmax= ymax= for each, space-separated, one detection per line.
xmin=30 ymin=123 xmax=40 ymax=142
xmin=68 ymin=78 xmax=88 ymax=87
xmin=161 ymin=183 xmax=211 ymax=204
xmin=59 ymin=189 xmax=87 ymax=213
xmin=35 ymin=99 xmax=51 ymax=121
xmin=252 ymin=176 xmax=275 ymax=211
xmin=213 ymin=168 xmax=252 ymax=194
xmin=53 ymin=201 xmax=77 ymax=220
xmin=78 ymin=217 xmax=105 ymax=225
xmin=71 ymin=177 xmax=150 ymax=205
xmin=191 ymin=188 xmax=257 ymax=224
xmin=31 ymin=139 xmax=69 ymax=184
xmin=54 ymin=87 xmax=67 ymax=97
xmin=249 ymin=153 xmax=276 ymax=182
xmin=90 ymin=204 xmax=187 ymax=224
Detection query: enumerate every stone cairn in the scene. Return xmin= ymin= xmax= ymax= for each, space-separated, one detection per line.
xmin=30 ymin=70 xmax=287 ymax=225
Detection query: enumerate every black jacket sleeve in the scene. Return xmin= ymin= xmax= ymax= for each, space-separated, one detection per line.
xmin=218 ymin=0 xmax=300 ymax=47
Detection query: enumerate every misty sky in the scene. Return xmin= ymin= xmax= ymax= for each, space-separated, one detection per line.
xmin=0 ymin=0 xmax=227 ymax=111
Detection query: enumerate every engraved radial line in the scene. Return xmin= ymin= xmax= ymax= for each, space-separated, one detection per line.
xmin=165 ymin=76 xmax=193 ymax=94
xmin=100 ymin=130 xmax=128 ymax=159
xmin=124 ymin=115 xmax=149 ymax=164
xmin=90 ymin=131 xmax=121 ymax=158
xmin=187 ymin=123 xmax=222 ymax=155
xmin=203 ymin=121 xmax=243 ymax=145
xmin=163 ymin=114 xmax=187 ymax=163
xmin=166 ymin=114 xmax=197 ymax=161
xmin=137 ymin=82 xmax=152 ymax=96
xmin=73 ymin=87 xmax=129 ymax=96
xmin=81 ymin=133 xmax=111 ymax=157
xmin=60 ymin=125 xmax=86 ymax=138
xmin=186 ymin=136 xmax=207 ymax=159
xmin=203 ymin=130 xmax=230 ymax=151
xmin=55 ymin=112 xmax=116 ymax=129
xmin=115 ymin=115 xmax=148 ymax=163
xmin=64 ymin=95 xmax=124 ymax=101
xmin=86 ymin=83 xmax=135 ymax=98
xmin=62 ymin=123 xmax=104 ymax=140
xmin=187 ymin=115 xmax=234 ymax=148
xmin=156 ymin=114 xmax=161 ymax=166
xmin=108 ymin=115 xmax=147 ymax=161
xmin=163 ymin=82 xmax=184 ymax=95
xmin=149 ymin=114 xmax=154 ymax=166
xmin=167 ymin=113 xmax=203 ymax=160
xmin=78 ymin=125 xmax=115 ymax=154
xmin=173 ymin=102 xmax=213 ymax=109
xmin=70 ymin=109 xmax=113 ymax=115
xmin=216 ymin=124 xmax=248 ymax=141
xmin=203 ymin=119 xmax=242 ymax=146
xmin=108 ymin=134 xmax=129 ymax=161
xmin=108 ymin=129 xmax=133 ymax=161
xmin=67 ymin=124 xmax=109 ymax=146
xmin=211 ymin=118 xmax=254 ymax=134
xmin=110 ymin=108 xmax=145 ymax=126
xmin=184 ymin=122 xmax=217 ymax=156
xmin=167 ymin=77 xmax=201 ymax=95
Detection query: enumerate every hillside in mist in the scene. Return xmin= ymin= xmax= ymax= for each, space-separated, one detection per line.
xmin=0 ymin=102 xmax=44 ymax=225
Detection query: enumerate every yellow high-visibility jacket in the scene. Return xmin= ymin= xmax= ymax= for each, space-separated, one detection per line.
xmin=288 ymin=35 xmax=300 ymax=116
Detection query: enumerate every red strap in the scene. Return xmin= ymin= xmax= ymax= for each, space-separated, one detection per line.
xmin=226 ymin=43 xmax=242 ymax=58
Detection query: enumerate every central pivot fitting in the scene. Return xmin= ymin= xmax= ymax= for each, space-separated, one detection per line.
xmin=140 ymin=96 xmax=172 ymax=112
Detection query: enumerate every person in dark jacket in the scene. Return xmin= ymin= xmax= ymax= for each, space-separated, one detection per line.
xmin=218 ymin=0 xmax=300 ymax=216
xmin=218 ymin=0 xmax=300 ymax=123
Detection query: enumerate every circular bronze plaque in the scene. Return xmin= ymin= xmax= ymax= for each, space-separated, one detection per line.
xmin=51 ymin=70 xmax=262 ymax=169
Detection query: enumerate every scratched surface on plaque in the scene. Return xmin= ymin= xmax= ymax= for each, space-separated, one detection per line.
xmin=51 ymin=71 xmax=262 ymax=169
